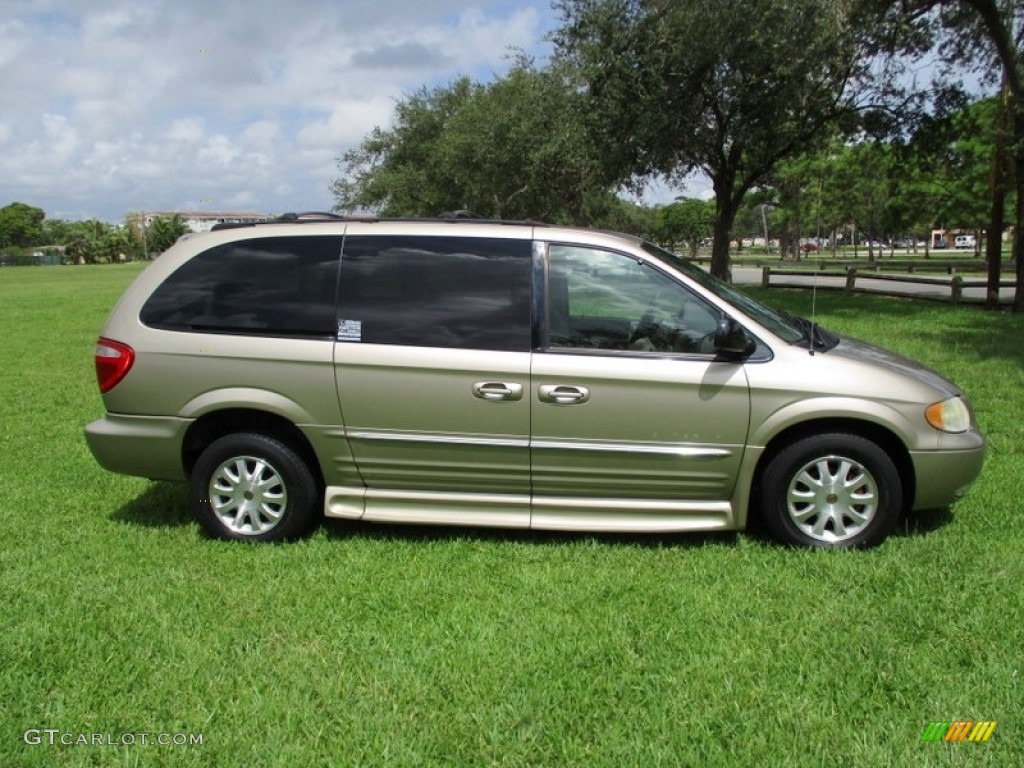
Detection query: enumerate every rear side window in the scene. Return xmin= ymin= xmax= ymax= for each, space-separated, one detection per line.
xmin=140 ymin=236 xmax=342 ymax=338
xmin=337 ymin=236 xmax=532 ymax=351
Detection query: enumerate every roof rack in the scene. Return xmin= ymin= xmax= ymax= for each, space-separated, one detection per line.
xmin=438 ymin=210 xmax=485 ymax=220
xmin=210 ymin=211 xmax=550 ymax=231
xmin=276 ymin=211 xmax=348 ymax=221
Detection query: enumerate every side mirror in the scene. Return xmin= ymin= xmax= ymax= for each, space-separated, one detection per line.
xmin=714 ymin=315 xmax=755 ymax=358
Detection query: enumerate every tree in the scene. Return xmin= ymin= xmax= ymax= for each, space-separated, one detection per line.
xmin=872 ymin=0 xmax=1023 ymax=309
xmin=912 ymin=98 xmax=1011 ymax=252
xmin=654 ymin=198 xmax=713 ymax=257
xmin=0 ymin=202 xmax=45 ymax=248
xmin=332 ymin=60 xmax=620 ymax=225
xmin=64 ymin=224 xmax=99 ymax=265
xmin=770 ymin=139 xmax=856 ymax=258
xmin=333 ymin=77 xmax=475 ymax=216
xmin=99 ymin=226 xmax=133 ymax=263
xmin=764 ymin=95 xmax=1011 ymax=261
xmin=146 ymin=215 xmax=189 ymax=255
xmin=553 ymin=0 xmax=896 ymax=280
xmin=41 ymin=218 xmax=71 ymax=246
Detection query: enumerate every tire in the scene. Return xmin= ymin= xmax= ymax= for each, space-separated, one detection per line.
xmin=191 ymin=433 xmax=320 ymax=542
xmin=758 ymin=433 xmax=902 ymax=549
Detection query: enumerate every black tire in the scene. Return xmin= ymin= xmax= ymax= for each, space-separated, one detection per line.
xmin=191 ymin=433 xmax=320 ymax=542
xmin=758 ymin=433 xmax=902 ymax=549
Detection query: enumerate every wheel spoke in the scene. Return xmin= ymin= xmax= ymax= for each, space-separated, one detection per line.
xmin=790 ymin=504 xmax=817 ymax=524
xmin=811 ymin=510 xmax=832 ymax=538
xmin=232 ymin=504 xmax=251 ymax=530
xmin=260 ymin=503 xmax=283 ymax=522
xmin=832 ymin=459 xmax=852 ymax=484
xmin=248 ymin=459 xmax=267 ymax=483
xmin=797 ymin=467 xmax=826 ymax=491
xmin=845 ymin=507 xmax=870 ymax=526
xmin=842 ymin=468 xmax=865 ymax=489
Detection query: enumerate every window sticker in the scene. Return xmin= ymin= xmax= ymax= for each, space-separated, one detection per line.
xmin=337 ymin=319 xmax=362 ymax=342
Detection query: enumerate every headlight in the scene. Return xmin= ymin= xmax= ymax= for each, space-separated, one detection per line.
xmin=925 ymin=397 xmax=971 ymax=433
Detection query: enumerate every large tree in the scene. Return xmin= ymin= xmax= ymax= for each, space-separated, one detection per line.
xmin=0 ymin=202 xmax=46 ymax=248
xmin=874 ymin=0 xmax=1023 ymax=308
xmin=553 ymin=0 xmax=903 ymax=280
xmin=332 ymin=60 xmax=620 ymax=225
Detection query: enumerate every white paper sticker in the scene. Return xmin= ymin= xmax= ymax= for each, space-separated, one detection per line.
xmin=337 ymin=319 xmax=362 ymax=342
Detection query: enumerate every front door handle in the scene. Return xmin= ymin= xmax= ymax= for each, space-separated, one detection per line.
xmin=472 ymin=381 xmax=524 ymax=402
xmin=538 ymin=384 xmax=590 ymax=405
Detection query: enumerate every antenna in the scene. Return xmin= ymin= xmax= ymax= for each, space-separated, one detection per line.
xmin=809 ymin=266 xmax=818 ymax=356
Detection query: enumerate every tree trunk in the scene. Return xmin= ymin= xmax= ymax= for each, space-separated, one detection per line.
xmin=710 ymin=201 xmax=737 ymax=282
xmin=987 ymin=80 xmax=1010 ymax=310
xmin=1015 ymin=107 xmax=1024 ymax=314
xmin=986 ymin=185 xmax=1005 ymax=310
xmin=708 ymin=170 xmax=742 ymax=281
xmin=1014 ymin=165 xmax=1024 ymax=313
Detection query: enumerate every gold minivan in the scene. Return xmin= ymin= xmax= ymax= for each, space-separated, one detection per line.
xmin=85 ymin=215 xmax=985 ymax=548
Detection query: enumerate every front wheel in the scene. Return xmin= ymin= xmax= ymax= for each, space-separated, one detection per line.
xmin=191 ymin=433 xmax=320 ymax=542
xmin=758 ymin=433 xmax=902 ymax=549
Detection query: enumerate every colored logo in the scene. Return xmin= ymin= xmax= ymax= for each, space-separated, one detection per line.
xmin=921 ymin=721 xmax=996 ymax=742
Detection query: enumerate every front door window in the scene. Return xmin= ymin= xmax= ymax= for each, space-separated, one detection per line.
xmin=546 ymin=244 xmax=720 ymax=355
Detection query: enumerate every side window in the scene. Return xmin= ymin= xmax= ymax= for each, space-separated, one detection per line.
xmin=140 ymin=236 xmax=342 ymax=338
xmin=546 ymin=244 xmax=719 ymax=354
xmin=337 ymin=236 xmax=532 ymax=352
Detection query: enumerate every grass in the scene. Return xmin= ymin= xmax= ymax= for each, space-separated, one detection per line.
xmin=1 ymin=263 xmax=1022 ymax=767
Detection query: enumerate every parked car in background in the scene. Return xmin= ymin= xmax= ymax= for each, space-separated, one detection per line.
xmin=85 ymin=214 xmax=986 ymax=549
xmin=954 ymin=235 xmax=976 ymax=250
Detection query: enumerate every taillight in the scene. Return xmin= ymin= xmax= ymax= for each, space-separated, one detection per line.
xmin=95 ymin=338 xmax=135 ymax=393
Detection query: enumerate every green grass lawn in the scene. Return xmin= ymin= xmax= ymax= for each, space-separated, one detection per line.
xmin=1 ymin=264 xmax=1021 ymax=767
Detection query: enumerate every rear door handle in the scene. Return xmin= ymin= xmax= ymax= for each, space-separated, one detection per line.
xmin=538 ymin=384 xmax=590 ymax=405
xmin=472 ymin=381 xmax=524 ymax=401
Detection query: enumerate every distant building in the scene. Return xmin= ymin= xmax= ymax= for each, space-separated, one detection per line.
xmin=135 ymin=211 xmax=274 ymax=233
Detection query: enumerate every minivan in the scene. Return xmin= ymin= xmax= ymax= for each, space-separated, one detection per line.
xmin=85 ymin=215 xmax=985 ymax=548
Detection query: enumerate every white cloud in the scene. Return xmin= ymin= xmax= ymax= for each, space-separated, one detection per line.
xmin=41 ymin=114 xmax=81 ymax=161
xmin=296 ymin=97 xmax=396 ymax=153
xmin=241 ymin=120 xmax=281 ymax=150
xmin=198 ymin=135 xmax=242 ymax=168
xmin=0 ymin=19 xmax=28 ymax=69
xmin=0 ymin=0 xmax=555 ymax=221
xmin=165 ymin=118 xmax=206 ymax=143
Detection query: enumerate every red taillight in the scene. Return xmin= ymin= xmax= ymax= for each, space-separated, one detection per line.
xmin=95 ymin=338 xmax=135 ymax=393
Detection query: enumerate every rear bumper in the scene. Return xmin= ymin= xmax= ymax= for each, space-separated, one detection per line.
xmin=909 ymin=432 xmax=986 ymax=510
xmin=84 ymin=413 xmax=191 ymax=481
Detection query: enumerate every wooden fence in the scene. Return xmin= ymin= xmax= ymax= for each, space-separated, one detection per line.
xmin=761 ymin=266 xmax=1015 ymax=305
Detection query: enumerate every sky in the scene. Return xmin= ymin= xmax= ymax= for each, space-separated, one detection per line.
xmin=0 ymin=0 xmax=590 ymax=223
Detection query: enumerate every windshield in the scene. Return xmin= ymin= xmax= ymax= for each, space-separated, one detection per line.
xmin=641 ymin=242 xmax=806 ymax=344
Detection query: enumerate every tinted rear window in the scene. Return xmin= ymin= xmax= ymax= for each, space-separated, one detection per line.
xmin=337 ymin=236 xmax=532 ymax=351
xmin=140 ymin=236 xmax=342 ymax=338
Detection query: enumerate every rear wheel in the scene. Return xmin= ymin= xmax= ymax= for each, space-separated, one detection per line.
xmin=758 ymin=433 xmax=902 ymax=548
xmin=191 ymin=433 xmax=320 ymax=542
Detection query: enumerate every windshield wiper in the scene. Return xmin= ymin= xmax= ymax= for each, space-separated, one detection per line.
xmin=778 ymin=310 xmax=839 ymax=352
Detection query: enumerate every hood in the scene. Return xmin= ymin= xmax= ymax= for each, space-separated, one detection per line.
xmin=832 ymin=335 xmax=960 ymax=397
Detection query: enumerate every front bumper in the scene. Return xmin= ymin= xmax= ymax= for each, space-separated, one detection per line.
xmin=84 ymin=413 xmax=192 ymax=481
xmin=909 ymin=431 xmax=986 ymax=510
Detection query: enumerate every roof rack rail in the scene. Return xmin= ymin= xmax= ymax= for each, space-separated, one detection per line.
xmin=276 ymin=211 xmax=348 ymax=221
xmin=211 ymin=212 xmax=551 ymax=231
xmin=438 ymin=210 xmax=485 ymax=220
